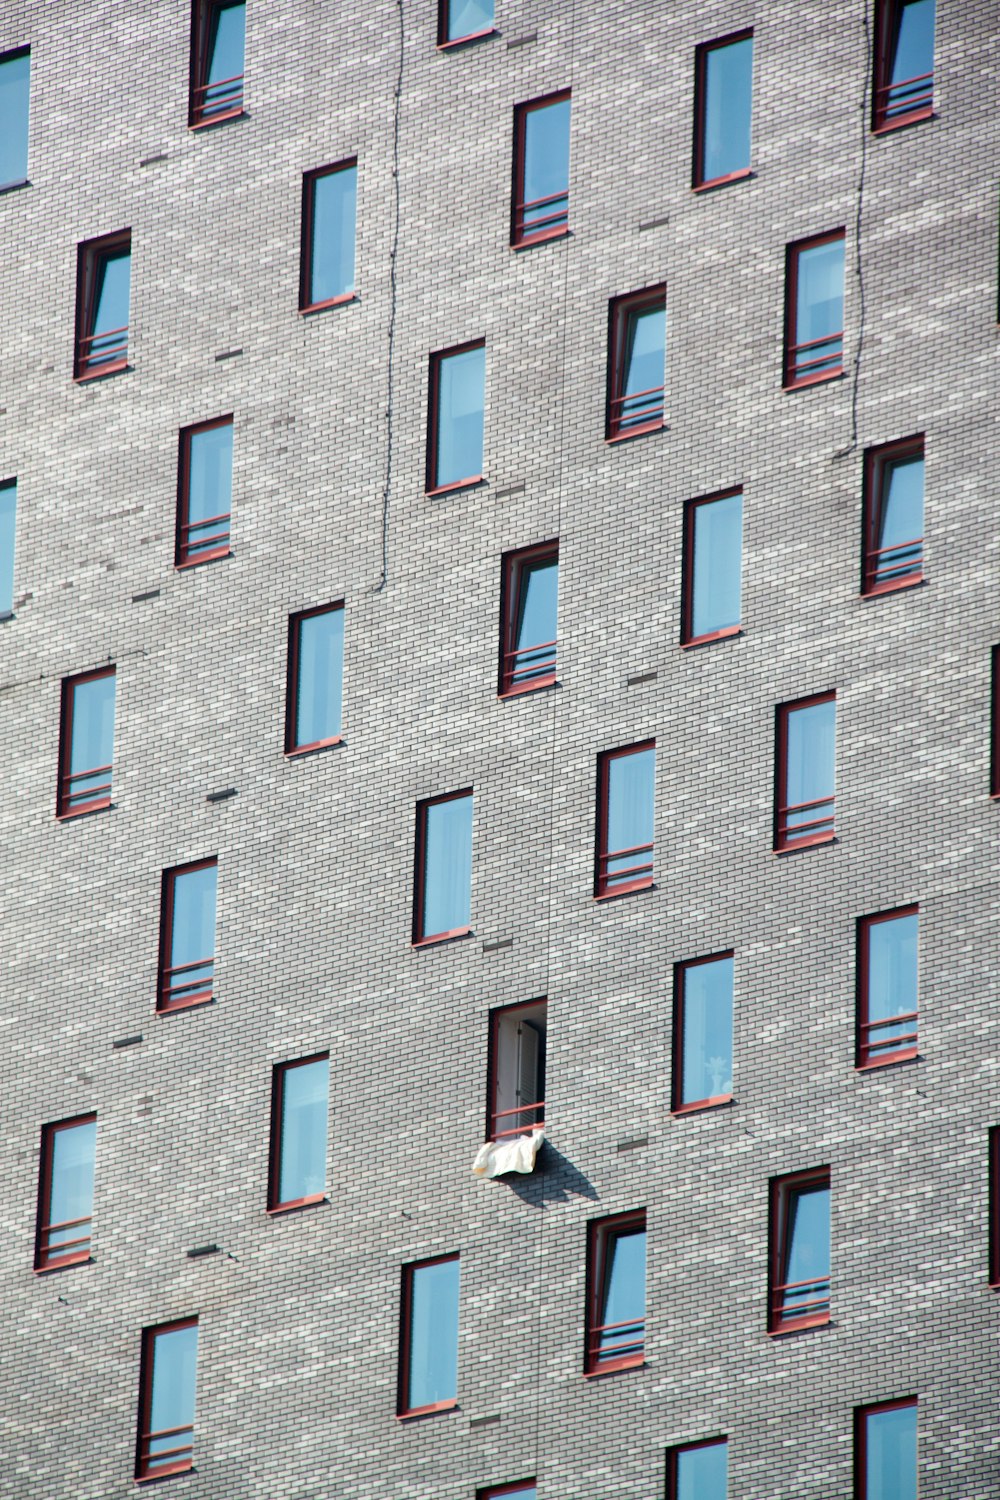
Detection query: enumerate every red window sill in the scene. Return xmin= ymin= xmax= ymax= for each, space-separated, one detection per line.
xmin=594 ymin=878 xmax=654 ymax=901
xmin=397 ymin=1400 xmax=459 ymax=1420
xmin=499 ymin=674 xmax=557 ymax=700
xmin=692 ymin=167 xmax=752 ymax=193
xmin=57 ymin=797 xmax=112 ymax=820
xmin=767 ymin=1313 xmax=830 ymax=1337
xmin=856 ymin=1048 xmax=918 ymax=1072
xmin=872 ymin=107 xmax=933 ymax=136
xmin=426 ymin=474 xmax=483 ymax=498
xmin=266 ymin=1194 xmax=327 ymax=1215
xmin=299 ymin=293 xmax=357 ymax=315
xmin=157 ymin=992 xmax=214 ymax=1015
xmin=671 ymin=1093 xmax=733 ymax=1116
xmin=512 ymin=227 xmax=571 ymax=251
xmin=412 ymin=926 xmax=471 ymax=948
xmin=681 ymin=626 xmax=742 ymax=649
xmin=176 ymin=548 xmax=231 ymax=570
xmin=74 ymin=359 xmax=128 ymax=383
xmin=774 ymin=832 xmax=835 ymax=855
xmin=583 ymin=1354 xmax=645 ymax=1378
xmin=861 ymin=574 xmax=923 ymax=600
xmin=189 ymin=108 xmax=245 ymax=131
xmin=605 ymin=420 xmax=664 ymax=444
xmin=34 ymin=1252 xmax=92 ymax=1275
xmin=285 ymin=736 xmax=343 ymax=757
xmin=136 ymin=1460 xmax=193 ymax=1484
xmin=436 ymin=27 xmax=497 ymax=50
xmin=783 ymin=368 xmax=844 ymax=393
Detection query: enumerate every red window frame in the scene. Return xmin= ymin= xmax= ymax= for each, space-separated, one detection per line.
xmin=990 ymin=1127 xmax=1000 ymax=1287
xmin=425 ymin=339 xmax=485 ymax=495
xmin=135 ymin=1317 xmax=198 ymax=1481
xmin=872 ymin=0 xmax=933 ymax=132
xmin=783 ymin=230 xmax=844 ymax=390
xmin=436 ymin=0 xmax=496 ymax=48
xmin=73 ymin=230 xmax=130 ymax=382
xmin=284 ymin=601 xmax=345 ymax=755
xmin=584 ymin=1210 xmax=646 ymax=1376
xmin=773 ymin=692 xmax=836 ymax=853
xmin=56 ymin=666 xmax=115 ymax=819
xmin=511 ymin=90 xmax=571 ymax=248
xmin=692 ymin=29 xmax=754 ymax=190
xmin=767 ymin=1167 xmax=831 ymax=1335
xmin=862 ymin=436 xmax=924 ymax=596
xmin=595 ymin=741 xmax=655 ymax=899
xmin=681 ymin=487 xmax=743 ymax=646
xmin=856 ymin=906 xmax=919 ymax=1069
xmin=478 ymin=1486 xmax=536 ymax=1500
xmin=157 ymin=858 xmax=217 ymax=1013
xmin=299 ymin=159 xmax=357 ymax=313
xmin=665 ymin=1438 xmax=728 ymax=1500
xmin=412 ymin=788 xmax=473 ymax=946
xmin=34 ymin=1113 xmax=96 ymax=1273
xmin=498 ymin=541 xmax=558 ymax=697
xmin=992 ymin=645 xmax=1000 ymax=799
xmin=854 ymin=1397 xmax=918 ymax=1497
xmin=176 ymin=415 xmax=233 ymax=568
xmin=397 ymin=1253 xmax=460 ymax=1417
xmin=486 ymin=998 xmax=546 ymax=1141
xmin=606 ymin=286 xmax=666 ymax=442
xmin=189 ymin=0 xmax=244 ymax=128
xmin=267 ymin=1052 xmax=330 ymax=1214
xmin=671 ymin=951 xmax=735 ymax=1114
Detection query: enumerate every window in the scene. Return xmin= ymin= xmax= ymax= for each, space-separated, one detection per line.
xmin=989 ymin=1127 xmax=1000 ymax=1286
xmin=693 ymin=31 xmax=753 ymax=189
xmin=768 ymin=1168 xmax=831 ymax=1334
xmin=34 ymin=1114 xmax=97 ymax=1272
xmin=0 ymin=477 xmax=17 ymax=618
xmin=584 ymin=1211 xmax=646 ymax=1375
xmin=783 ymin=232 xmax=844 ymax=390
xmin=74 ymin=231 xmax=131 ymax=381
xmin=413 ymin=790 xmax=473 ymax=944
xmin=873 ymin=0 xmax=934 ymax=131
xmin=774 ymin=693 xmax=836 ymax=852
xmin=268 ymin=1054 xmax=329 ymax=1212
xmin=992 ymin=645 xmax=1000 ymax=799
xmin=487 ymin=999 xmax=546 ymax=1140
xmin=667 ymin=1438 xmax=729 ymax=1500
xmin=285 ymin=603 xmax=344 ymax=754
xmin=595 ymin=741 xmax=655 ymax=899
xmin=862 ymin=437 xmax=924 ymax=596
xmin=135 ymin=1319 xmax=199 ymax=1481
xmin=438 ymin=0 xmax=494 ymax=46
xmin=398 ymin=1255 xmax=460 ymax=1416
xmin=511 ymin=92 xmax=571 ymax=247
xmin=299 ymin=161 xmax=357 ymax=312
xmin=499 ymin=542 xmax=558 ymax=696
xmin=855 ymin=1399 xmax=918 ymax=1500
xmin=672 ymin=953 xmax=734 ymax=1113
xmin=479 ymin=1487 xmax=535 ymax=1500
xmin=158 ymin=859 xmax=218 ymax=1012
xmin=426 ymin=341 xmax=485 ymax=493
xmin=857 ymin=907 xmax=919 ymax=1069
xmin=176 ymin=416 xmax=233 ymax=567
xmin=681 ymin=489 xmax=743 ymax=645
xmin=606 ymin=288 xmax=666 ymax=440
xmin=189 ymin=0 xmax=245 ymax=126
xmin=56 ymin=667 xmax=116 ymax=819
xmin=0 ymin=46 xmax=30 ymax=190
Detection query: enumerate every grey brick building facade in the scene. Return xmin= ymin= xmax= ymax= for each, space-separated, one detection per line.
xmin=1 ymin=1 xmax=999 ymax=1496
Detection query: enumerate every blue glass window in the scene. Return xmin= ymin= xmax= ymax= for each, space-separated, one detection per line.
xmin=58 ymin=669 xmax=116 ymax=817
xmin=441 ymin=0 xmax=494 ymax=44
xmin=587 ymin=1214 xmax=646 ymax=1373
xmin=137 ymin=1321 xmax=199 ymax=1480
xmin=429 ymin=343 xmax=485 ymax=490
xmin=685 ymin=490 xmax=743 ymax=643
xmin=864 ymin=440 xmax=924 ymax=593
xmin=875 ymin=0 xmax=934 ymax=128
xmin=178 ymin=418 xmax=233 ymax=566
xmin=513 ymin=93 xmax=571 ymax=245
xmin=0 ymin=47 xmax=30 ymax=190
xmin=271 ymin=1055 xmax=329 ymax=1209
xmin=775 ymin=695 xmax=836 ymax=850
xmin=501 ymin=545 xmax=558 ymax=694
xmin=192 ymin=0 xmax=245 ymax=124
xmin=597 ymin=743 xmax=655 ymax=897
xmin=483 ymin=1488 xmax=535 ymax=1500
xmin=287 ymin=604 xmax=344 ymax=752
xmin=675 ymin=954 xmax=734 ymax=1110
xmin=696 ymin=32 xmax=752 ymax=186
xmin=770 ymin=1172 xmax=830 ymax=1332
xmin=160 ymin=860 xmax=218 ymax=1010
xmin=415 ymin=792 xmax=473 ymax=942
xmin=859 ymin=908 xmax=918 ymax=1067
xmin=608 ymin=290 xmax=666 ymax=438
xmin=0 ymin=478 xmax=17 ymax=617
xmin=302 ymin=162 xmax=357 ymax=309
xmin=786 ymin=234 xmax=844 ymax=387
xmin=36 ymin=1115 xmax=97 ymax=1271
xmin=671 ymin=1439 xmax=729 ymax=1500
xmin=401 ymin=1257 xmax=460 ymax=1413
xmin=75 ymin=234 xmax=131 ymax=379
xmin=860 ymin=1401 xmax=917 ymax=1500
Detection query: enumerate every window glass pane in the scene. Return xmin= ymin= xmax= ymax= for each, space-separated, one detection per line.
xmin=436 ymin=346 xmax=485 ymax=487
xmin=606 ymin=747 xmax=655 ymax=882
xmin=493 ymin=1490 xmax=535 ymax=1500
xmin=171 ymin=865 xmax=217 ymax=979
xmin=91 ymin=249 xmax=131 ymax=342
xmin=0 ymin=480 xmax=16 ymax=616
xmin=785 ymin=700 xmax=835 ymax=836
xmin=866 ymin=1404 xmax=917 ymax=1500
xmin=676 ymin=1441 xmax=729 ymax=1500
xmin=422 ymin=795 xmax=473 ymax=937
xmin=782 ymin=1184 xmax=830 ymax=1315
xmin=48 ymin=1120 xmax=96 ymax=1253
xmin=149 ymin=1324 xmax=198 ymax=1463
xmin=891 ymin=0 xmax=934 ymax=88
xmin=515 ymin=556 xmax=558 ymax=655
xmin=796 ymin=239 xmax=843 ymax=347
xmin=446 ymin=0 xmax=493 ymax=41
xmin=878 ymin=455 xmax=923 ymax=562
xmin=597 ymin=1227 xmax=645 ymax=1360
xmin=408 ymin=1259 xmax=460 ymax=1407
xmin=681 ymin=956 xmax=734 ymax=1105
xmin=703 ymin=35 xmax=752 ymax=182
xmin=70 ymin=674 xmax=116 ymax=785
xmin=868 ymin=913 xmax=918 ymax=1044
xmin=278 ymin=1058 xmax=329 ymax=1203
xmin=522 ymin=97 xmax=570 ymax=236
xmin=295 ymin=608 xmax=344 ymax=747
xmin=310 ymin=166 xmax=357 ymax=304
xmin=208 ymin=1 xmax=245 ymax=86
xmin=0 ymin=50 xmax=30 ymax=188
xmin=691 ymin=494 xmax=742 ymax=638
xmin=623 ymin=305 xmax=665 ymax=401
xmin=188 ymin=424 xmax=233 ymax=527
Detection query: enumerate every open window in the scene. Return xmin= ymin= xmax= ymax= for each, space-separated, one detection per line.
xmin=511 ymin=91 xmax=571 ymax=247
xmin=0 ymin=46 xmax=30 ymax=191
xmin=606 ymin=287 xmax=666 ymax=440
xmin=862 ymin=437 xmax=924 ymax=596
xmin=873 ymin=0 xmax=934 ymax=132
xmin=499 ymin=542 xmax=558 ymax=696
xmin=666 ymin=1438 xmax=729 ymax=1500
xmin=299 ymin=160 xmax=357 ymax=312
xmin=56 ymin=667 xmax=116 ymax=818
xmin=854 ymin=1398 xmax=918 ymax=1499
xmin=672 ymin=952 xmax=734 ymax=1113
xmin=681 ymin=488 xmax=743 ymax=645
xmin=768 ymin=1168 xmax=831 ymax=1334
xmin=135 ymin=1319 xmax=199 ymax=1481
xmin=176 ymin=416 xmax=233 ymax=567
xmin=856 ymin=907 xmax=919 ymax=1069
xmin=774 ymin=692 xmax=836 ymax=852
xmin=157 ymin=859 xmax=218 ymax=1012
xmin=487 ymin=999 xmax=546 ymax=1141
xmin=34 ymin=1114 xmax=97 ymax=1272
xmin=585 ymin=1211 xmax=646 ymax=1375
xmin=426 ymin=341 xmax=486 ymax=493
xmin=268 ymin=1054 xmax=329 ymax=1212
xmin=189 ymin=0 xmax=245 ymax=126
xmin=693 ymin=30 xmax=753 ymax=189
xmin=74 ymin=231 xmax=131 ymax=381
xmin=595 ymin=741 xmax=655 ymax=898
xmin=398 ymin=1255 xmax=460 ymax=1416
xmin=783 ymin=231 xmax=844 ymax=390
xmin=413 ymin=790 xmax=473 ymax=945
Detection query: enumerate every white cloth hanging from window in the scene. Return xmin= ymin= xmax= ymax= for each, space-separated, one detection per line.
xmin=472 ymin=1129 xmax=544 ymax=1179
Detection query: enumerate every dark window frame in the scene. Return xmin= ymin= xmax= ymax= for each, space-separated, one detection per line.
xmin=856 ymin=906 xmax=919 ymax=1070
xmin=486 ymin=997 xmax=547 ymax=1142
xmin=56 ymin=666 xmax=116 ymax=819
xmin=782 ymin=230 xmax=845 ymax=391
xmin=854 ymin=1396 xmax=918 ymax=1498
xmin=511 ymin=90 xmax=571 ymax=248
xmin=498 ymin=540 xmax=558 ymax=697
xmin=135 ymin=1317 xmax=199 ymax=1481
xmin=692 ymin=29 xmax=754 ymax=191
xmin=767 ymin=1167 xmax=831 ymax=1335
xmin=425 ymin=338 xmax=486 ymax=495
xmin=862 ymin=435 xmax=925 ymax=597
xmin=671 ymin=950 xmax=735 ymax=1114
xmin=73 ymin=230 xmax=131 ymax=382
xmin=992 ymin=645 xmax=1000 ymax=799
xmin=397 ymin=1253 xmax=461 ymax=1418
xmin=157 ymin=857 xmax=218 ymax=1013
xmin=412 ymin=788 xmax=474 ymax=946
xmin=34 ymin=1113 xmax=97 ymax=1273
xmin=284 ymin=601 xmax=345 ymax=755
xmin=175 ymin=414 xmax=233 ymax=569
xmin=605 ymin=286 xmax=666 ymax=442
xmin=267 ymin=1052 xmax=330 ymax=1214
xmin=595 ymin=741 xmax=655 ymax=900
xmin=299 ymin=158 xmax=358 ymax=314
xmin=872 ymin=0 xmax=934 ymax=133
xmin=773 ymin=692 xmax=836 ymax=853
xmin=0 ymin=45 xmax=31 ymax=192
xmin=990 ymin=1126 xmax=1000 ymax=1287
xmin=189 ymin=0 xmax=245 ymax=128
xmin=436 ymin=0 xmax=496 ymax=49
xmin=584 ymin=1209 xmax=646 ymax=1376
xmin=681 ymin=486 xmax=743 ymax=647
xmin=478 ymin=1486 xmax=536 ymax=1500
xmin=665 ymin=1437 xmax=729 ymax=1500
